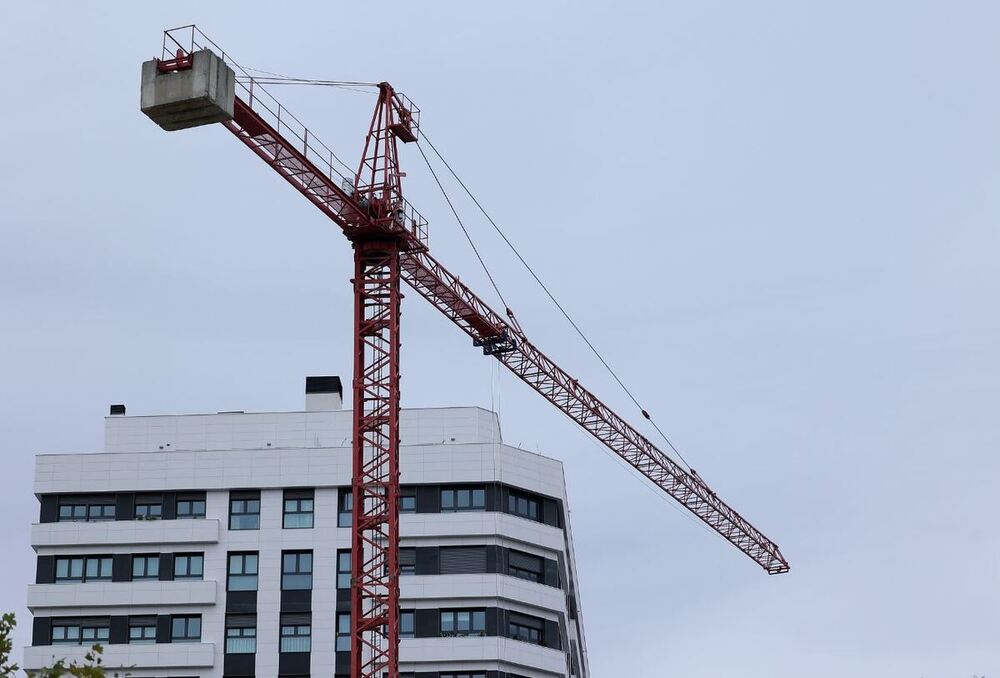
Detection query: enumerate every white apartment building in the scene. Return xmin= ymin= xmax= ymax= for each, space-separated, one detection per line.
xmin=23 ymin=376 xmax=590 ymax=678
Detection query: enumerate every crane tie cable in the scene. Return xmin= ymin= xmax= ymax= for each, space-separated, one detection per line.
xmin=417 ymin=131 xmax=695 ymax=472
xmin=415 ymin=142 xmax=511 ymax=313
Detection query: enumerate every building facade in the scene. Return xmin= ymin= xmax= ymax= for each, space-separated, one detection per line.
xmin=23 ymin=377 xmax=590 ymax=678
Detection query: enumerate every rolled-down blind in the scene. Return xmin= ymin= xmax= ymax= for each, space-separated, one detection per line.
xmin=508 ymin=550 xmax=543 ymax=573
xmin=439 ymin=546 xmax=487 ymax=574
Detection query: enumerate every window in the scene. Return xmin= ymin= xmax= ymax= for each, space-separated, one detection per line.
xmin=174 ymin=553 xmax=204 ymax=579
xmin=507 ymin=550 xmax=544 ymax=583
xmin=51 ymin=619 xmax=110 ymax=645
xmin=338 ymin=489 xmax=353 ymax=527
xmin=399 ymin=548 xmax=416 ymax=576
xmin=58 ymin=498 xmax=115 ymax=522
xmin=282 ymin=551 xmax=313 ymax=590
xmin=132 ymin=554 xmax=160 ymax=580
xmin=280 ymin=614 xmax=311 ymax=653
xmin=441 ymin=487 xmax=486 ymax=512
xmin=128 ymin=616 xmax=156 ymax=644
xmin=440 ymin=609 xmax=486 ymax=637
xmin=400 ymin=489 xmax=416 ymax=513
xmin=337 ymin=550 xmax=351 ymax=589
xmin=55 ymin=556 xmax=111 ymax=583
xmin=336 ymin=613 xmax=351 ymax=651
xmin=225 ymin=615 xmax=257 ymax=654
xmin=57 ymin=504 xmax=86 ymax=522
xmin=134 ymin=495 xmax=162 ymax=520
xmin=283 ymin=489 xmax=314 ymax=529
xmin=228 ymin=552 xmax=259 ymax=591
xmin=508 ymin=492 xmax=540 ymax=521
xmin=171 ymin=615 xmax=201 ymax=643
xmin=176 ymin=494 xmax=206 ymax=519
xmin=440 ymin=547 xmax=487 ymax=575
xmin=400 ymin=611 xmax=414 ymax=639
xmin=441 ymin=674 xmax=487 ymax=678
xmin=507 ymin=613 xmax=544 ymax=645
xmin=229 ymin=491 xmax=260 ymax=530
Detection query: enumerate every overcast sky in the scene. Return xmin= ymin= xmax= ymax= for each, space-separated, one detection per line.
xmin=2 ymin=2 xmax=999 ymax=676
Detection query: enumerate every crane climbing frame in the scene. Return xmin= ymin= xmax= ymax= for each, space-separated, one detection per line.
xmin=143 ymin=24 xmax=790 ymax=678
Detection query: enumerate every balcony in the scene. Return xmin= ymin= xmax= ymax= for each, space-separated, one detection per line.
xmin=31 ymin=518 xmax=220 ymax=548
xmin=400 ymin=636 xmax=566 ymax=675
xmin=22 ymin=642 xmax=216 ymax=671
xmin=402 ymin=574 xmax=566 ymax=614
xmin=400 ymin=513 xmax=564 ymax=552
xmin=27 ymin=579 xmax=217 ymax=611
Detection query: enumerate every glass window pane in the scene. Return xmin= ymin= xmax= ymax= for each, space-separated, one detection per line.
xmin=472 ymin=489 xmax=485 ymax=507
xmin=457 ymin=490 xmax=470 ymax=507
xmin=172 ymin=618 xmax=184 ymax=636
xmin=441 ymin=491 xmax=454 ymax=509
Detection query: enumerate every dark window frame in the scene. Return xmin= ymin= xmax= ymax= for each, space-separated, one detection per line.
xmin=439 ymin=609 xmax=487 ymax=637
xmin=131 ymin=554 xmax=161 ymax=580
xmin=279 ymin=620 xmax=312 ymax=653
xmin=175 ymin=494 xmax=206 ymax=520
xmin=281 ymin=550 xmax=313 ymax=590
xmin=51 ymin=618 xmax=110 ymax=646
xmin=224 ymin=615 xmax=257 ymax=655
xmin=227 ymin=552 xmax=259 ymax=592
xmin=335 ymin=613 xmax=351 ymax=652
xmin=127 ymin=616 xmax=157 ymax=644
xmin=283 ymin=489 xmax=314 ymax=529
xmin=54 ymin=556 xmax=112 ymax=583
xmin=440 ymin=487 xmax=486 ymax=512
xmin=173 ymin=552 xmax=205 ymax=579
xmin=507 ymin=491 xmax=541 ymax=521
xmin=338 ymin=489 xmax=353 ymax=528
xmin=171 ymin=614 xmax=202 ymax=643
xmin=336 ymin=550 xmax=351 ymax=589
xmin=507 ymin=613 xmax=545 ymax=645
xmin=229 ymin=491 xmax=261 ymax=531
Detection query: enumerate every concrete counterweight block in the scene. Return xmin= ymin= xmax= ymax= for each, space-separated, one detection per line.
xmin=140 ymin=49 xmax=236 ymax=131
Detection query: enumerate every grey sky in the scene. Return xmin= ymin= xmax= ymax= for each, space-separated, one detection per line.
xmin=2 ymin=2 xmax=998 ymax=675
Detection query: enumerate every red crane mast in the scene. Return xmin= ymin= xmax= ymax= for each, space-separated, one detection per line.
xmin=143 ymin=25 xmax=790 ymax=678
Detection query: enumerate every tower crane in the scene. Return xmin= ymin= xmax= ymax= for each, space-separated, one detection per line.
xmin=140 ymin=25 xmax=789 ymax=678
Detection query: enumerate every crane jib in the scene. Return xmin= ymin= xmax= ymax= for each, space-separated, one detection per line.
xmin=144 ymin=27 xmax=789 ymax=577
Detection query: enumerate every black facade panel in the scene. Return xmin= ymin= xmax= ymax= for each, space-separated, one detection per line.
xmin=414 ymin=484 xmax=440 ymax=513
xmin=109 ymin=615 xmax=128 ymax=645
xmin=280 ymin=589 xmax=312 ymax=613
xmin=115 ymin=493 xmax=134 ymax=522
xmin=226 ymin=590 xmax=258 ymax=614
xmin=278 ymin=651 xmax=311 ymax=675
xmin=485 ymin=607 xmax=500 ymax=637
xmin=32 ymin=616 xmax=51 ymax=646
xmin=544 ymin=619 xmax=561 ymax=650
xmin=223 ymin=652 xmax=255 ymax=676
xmin=35 ymin=555 xmax=55 ymax=584
xmin=305 ymin=374 xmax=343 ymax=395
xmin=155 ymin=615 xmax=172 ymax=644
xmin=39 ymin=495 xmax=59 ymax=524
xmin=543 ymin=498 xmax=561 ymax=528
xmin=414 ymin=609 xmax=438 ymax=638
xmin=336 ymin=587 xmax=351 ymax=611
xmin=161 ymin=491 xmax=177 ymax=520
xmin=335 ymin=651 xmax=351 ymax=674
xmin=544 ymin=558 xmax=560 ymax=589
xmin=414 ymin=546 xmax=439 ymax=576
xmin=112 ymin=554 xmax=132 ymax=582
xmin=158 ymin=553 xmax=175 ymax=581
xmin=486 ymin=545 xmax=501 ymax=574
xmin=486 ymin=482 xmax=501 ymax=512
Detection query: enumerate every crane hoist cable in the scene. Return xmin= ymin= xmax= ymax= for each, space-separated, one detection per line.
xmin=417 ymin=131 xmax=696 ymax=472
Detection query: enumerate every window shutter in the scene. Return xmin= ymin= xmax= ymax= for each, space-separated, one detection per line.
xmin=508 ymin=550 xmax=542 ymax=573
xmin=439 ymin=547 xmax=487 ymax=574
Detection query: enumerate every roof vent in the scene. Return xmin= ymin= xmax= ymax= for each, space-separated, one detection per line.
xmin=109 ymin=404 xmax=126 ymax=416
xmin=305 ymin=376 xmax=343 ymax=411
